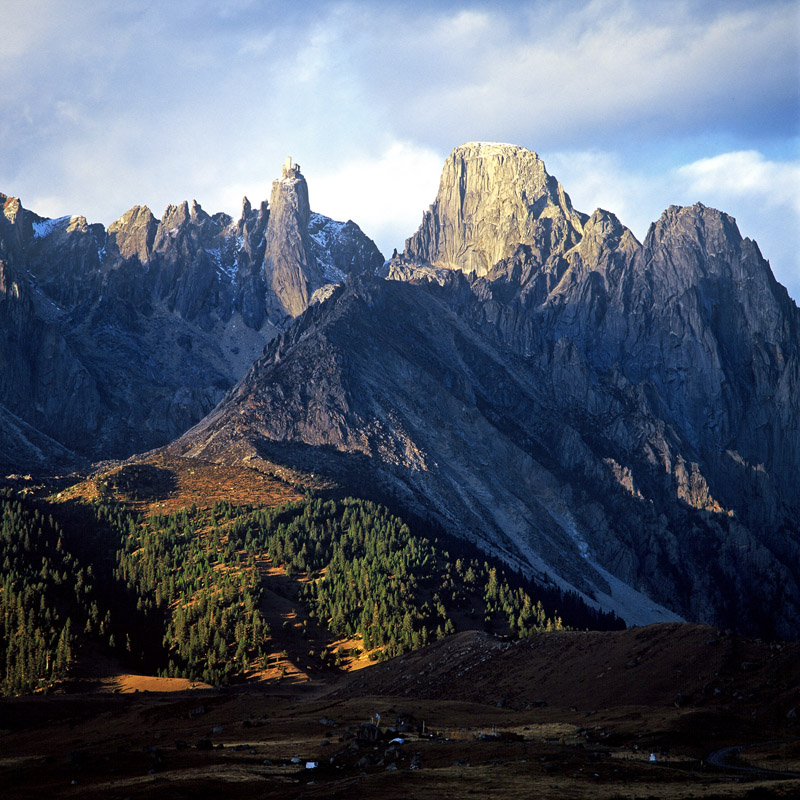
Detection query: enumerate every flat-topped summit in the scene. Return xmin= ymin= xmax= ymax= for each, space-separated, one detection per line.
xmin=404 ymin=142 xmax=586 ymax=276
xmin=456 ymin=141 xmax=539 ymax=156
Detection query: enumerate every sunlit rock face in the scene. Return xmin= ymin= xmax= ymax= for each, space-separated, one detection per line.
xmin=174 ymin=142 xmax=800 ymax=639
xmin=107 ymin=205 xmax=158 ymax=264
xmin=405 ymin=142 xmax=586 ymax=276
xmin=263 ymin=159 xmax=384 ymax=323
xmin=262 ymin=159 xmax=325 ymax=321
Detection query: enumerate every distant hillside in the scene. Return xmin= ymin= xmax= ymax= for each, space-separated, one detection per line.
xmin=0 ymin=461 xmax=619 ymax=696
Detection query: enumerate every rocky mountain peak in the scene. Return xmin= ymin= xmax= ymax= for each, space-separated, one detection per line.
xmin=404 ymin=142 xmax=587 ymax=276
xmin=0 ymin=193 xmax=29 ymax=261
xmin=645 ymin=203 xmax=742 ymax=264
xmin=262 ymin=158 xmax=325 ymax=320
xmin=153 ymin=200 xmax=219 ymax=258
xmin=546 ymin=207 xmax=639 ymax=293
xmin=190 ymin=199 xmax=209 ymax=222
xmin=639 ymin=202 xmax=790 ymax=326
xmin=152 ymin=203 xmax=187 ymax=254
xmin=2 ymin=193 xmax=22 ymax=223
xmin=107 ymin=205 xmax=157 ymax=263
xmin=280 ymin=156 xmax=302 ymax=182
xmin=160 ymin=201 xmax=190 ymax=230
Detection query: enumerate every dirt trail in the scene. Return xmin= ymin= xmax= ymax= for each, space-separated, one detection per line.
xmin=707 ymin=740 xmax=800 ymax=779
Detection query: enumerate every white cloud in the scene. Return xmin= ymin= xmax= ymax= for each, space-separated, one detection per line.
xmin=678 ymin=151 xmax=800 ymax=215
xmin=544 ymin=150 xmax=668 ymax=240
xmin=310 ymin=140 xmax=445 ymax=257
xmin=350 ymin=1 xmax=799 ymax=151
xmin=677 ymin=151 xmax=800 ymax=298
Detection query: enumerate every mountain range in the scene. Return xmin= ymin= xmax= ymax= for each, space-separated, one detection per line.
xmin=2 ymin=142 xmax=798 ymax=638
xmin=0 ymin=158 xmax=381 ymax=467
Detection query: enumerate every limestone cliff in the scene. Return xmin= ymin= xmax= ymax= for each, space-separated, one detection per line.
xmin=0 ymin=193 xmax=30 ymax=262
xmin=404 ymin=142 xmax=586 ymax=275
xmin=107 ymin=205 xmax=157 ymax=263
xmin=262 ymin=159 xmax=326 ymax=321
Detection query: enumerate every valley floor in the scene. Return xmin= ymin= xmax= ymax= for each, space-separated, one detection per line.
xmin=2 ymin=625 xmax=799 ymax=800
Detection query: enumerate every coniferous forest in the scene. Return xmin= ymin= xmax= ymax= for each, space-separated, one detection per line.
xmin=0 ymin=490 xmax=81 ymax=694
xmin=0 ymin=485 xmax=623 ymax=696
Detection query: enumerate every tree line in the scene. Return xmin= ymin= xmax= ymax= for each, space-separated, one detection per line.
xmin=241 ymin=496 xmax=621 ymax=660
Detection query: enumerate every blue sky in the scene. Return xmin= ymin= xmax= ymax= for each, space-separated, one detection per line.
xmin=2 ymin=0 xmax=799 ymax=298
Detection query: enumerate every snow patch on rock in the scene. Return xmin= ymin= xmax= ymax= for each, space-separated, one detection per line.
xmin=309 ymin=212 xmax=348 ymax=284
xmin=32 ymin=216 xmax=71 ymax=238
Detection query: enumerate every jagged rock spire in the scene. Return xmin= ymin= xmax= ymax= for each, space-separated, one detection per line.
xmin=262 ymin=158 xmax=324 ymax=320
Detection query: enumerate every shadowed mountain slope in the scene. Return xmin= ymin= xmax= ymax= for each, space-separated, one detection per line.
xmin=172 ymin=143 xmax=800 ymax=638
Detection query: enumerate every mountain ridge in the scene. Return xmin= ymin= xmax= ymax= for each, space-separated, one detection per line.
xmin=0 ymin=168 xmax=383 ymax=467
xmin=171 ymin=143 xmax=800 ymax=637
xmin=2 ymin=142 xmax=798 ymax=637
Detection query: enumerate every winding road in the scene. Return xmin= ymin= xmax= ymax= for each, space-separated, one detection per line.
xmin=707 ymin=740 xmax=800 ymax=779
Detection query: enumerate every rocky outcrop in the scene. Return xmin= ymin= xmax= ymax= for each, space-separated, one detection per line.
xmin=1 ymin=193 xmax=30 ymax=261
xmin=26 ymin=215 xmax=106 ymax=309
xmin=309 ymin=212 xmax=385 ymax=283
xmin=230 ymin=197 xmax=271 ymax=330
xmin=107 ymin=205 xmax=157 ymax=263
xmin=262 ymin=159 xmax=326 ymax=321
xmin=404 ymin=142 xmax=586 ymax=275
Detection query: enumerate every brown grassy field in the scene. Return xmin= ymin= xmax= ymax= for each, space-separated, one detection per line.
xmin=1 ymin=624 xmax=799 ymax=799
xmin=50 ymin=454 xmax=305 ymax=514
